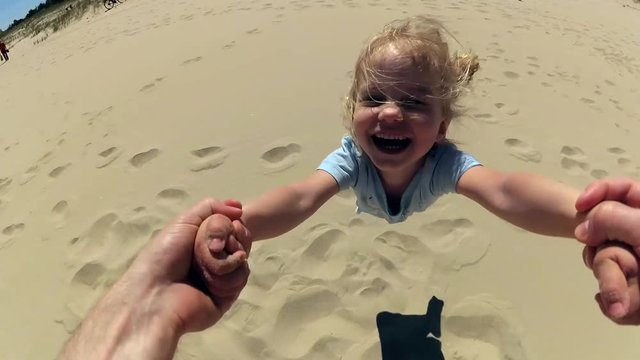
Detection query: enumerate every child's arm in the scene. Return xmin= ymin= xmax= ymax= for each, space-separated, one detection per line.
xmin=242 ymin=170 xmax=340 ymax=241
xmin=457 ymin=166 xmax=584 ymax=237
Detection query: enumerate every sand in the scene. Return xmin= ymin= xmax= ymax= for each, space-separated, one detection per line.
xmin=0 ymin=0 xmax=639 ymax=358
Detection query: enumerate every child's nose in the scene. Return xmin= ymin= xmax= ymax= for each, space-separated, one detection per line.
xmin=378 ymin=103 xmax=403 ymax=122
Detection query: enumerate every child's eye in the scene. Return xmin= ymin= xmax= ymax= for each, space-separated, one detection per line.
xmin=399 ymin=98 xmax=428 ymax=110
xmin=359 ymin=96 xmax=385 ymax=107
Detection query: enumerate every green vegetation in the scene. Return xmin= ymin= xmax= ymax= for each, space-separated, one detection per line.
xmin=3 ymin=0 xmax=99 ymax=44
xmin=4 ymin=0 xmax=72 ymax=33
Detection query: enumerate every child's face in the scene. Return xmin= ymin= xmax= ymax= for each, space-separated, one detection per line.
xmin=352 ymin=47 xmax=448 ymax=177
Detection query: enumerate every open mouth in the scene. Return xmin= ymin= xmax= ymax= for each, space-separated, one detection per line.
xmin=371 ymin=135 xmax=411 ymax=154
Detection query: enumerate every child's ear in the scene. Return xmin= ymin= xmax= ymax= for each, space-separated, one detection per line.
xmin=436 ymin=119 xmax=450 ymax=141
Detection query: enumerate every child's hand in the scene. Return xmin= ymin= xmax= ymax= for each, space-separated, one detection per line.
xmin=584 ymin=241 xmax=640 ymax=325
xmin=192 ymin=201 xmax=252 ymax=307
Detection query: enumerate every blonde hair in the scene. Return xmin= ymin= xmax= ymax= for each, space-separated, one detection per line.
xmin=343 ymin=16 xmax=479 ymax=133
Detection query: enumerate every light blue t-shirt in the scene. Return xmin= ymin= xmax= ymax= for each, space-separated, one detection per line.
xmin=318 ymin=136 xmax=481 ymax=223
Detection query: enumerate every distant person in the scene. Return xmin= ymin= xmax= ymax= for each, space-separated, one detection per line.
xmin=0 ymin=41 xmax=8 ymax=61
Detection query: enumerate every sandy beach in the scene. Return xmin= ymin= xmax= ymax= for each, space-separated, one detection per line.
xmin=1 ymin=0 xmax=639 ymax=358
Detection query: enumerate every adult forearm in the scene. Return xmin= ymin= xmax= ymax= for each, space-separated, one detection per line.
xmin=498 ymin=172 xmax=584 ymax=237
xmin=58 ymin=281 xmax=180 ymax=360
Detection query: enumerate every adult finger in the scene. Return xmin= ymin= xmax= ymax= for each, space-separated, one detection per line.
xmin=223 ymin=199 xmax=243 ymax=210
xmin=232 ymin=220 xmax=252 ymax=256
xmin=575 ymin=178 xmax=640 ymax=213
xmin=176 ymin=198 xmax=243 ymax=228
xmin=582 ymin=246 xmax=596 ymax=270
xmin=591 ymin=242 xmax=639 ymax=320
xmin=133 ymin=198 xmax=235 ymax=278
xmin=592 ymin=256 xmax=630 ymax=320
xmin=574 ymin=201 xmax=640 ymax=249
xmin=197 ymin=214 xmax=235 ymax=253
xmin=194 ymin=214 xmax=246 ymax=275
xmin=207 ymin=251 xmax=247 ymax=275
xmin=218 ymin=234 xmax=244 ymax=255
xmin=207 ymin=264 xmax=250 ymax=298
xmin=217 ymin=222 xmax=252 ymax=258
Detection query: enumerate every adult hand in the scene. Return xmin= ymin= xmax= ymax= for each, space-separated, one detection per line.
xmin=58 ymin=198 xmax=251 ymax=360
xmin=127 ymin=198 xmax=250 ymax=333
xmin=192 ymin=213 xmax=252 ymax=316
xmin=575 ymin=178 xmax=640 ymax=324
xmin=584 ymin=241 xmax=640 ymax=325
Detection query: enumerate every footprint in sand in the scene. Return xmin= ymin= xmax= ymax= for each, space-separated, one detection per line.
xmin=357 ymin=276 xmax=391 ymax=300
xmin=607 ymin=147 xmax=626 ymax=155
xmin=0 ymin=177 xmax=11 ymax=193
xmin=348 ymin=217 xmax=366 ymax=228
xmin=60 ymin=261 xmax=111 ymax=332
xmin=61 ymin=209 xmax=165 ymax=331
xmin=38 ymin=151 xmax=54 ymax=165
xmin=2 ymin=223 xmax=25 ymax=236
xmin=373 ymin=231 xmax=429 ymax=265
xmin=590 ymin=169 xmax=609 ymax=179
xmin=286 ymin=224 xmax=353 ymax=280
xmin=181 ymin=56 xmax=203 ymax=66
xmin=139 ymin=77 xmax=164 ymax=93
xmin=156 ymin=188 xmax=188 ymax=202
xmin=420 ymin=218 xmax=475 ymax=254
xmin=504 ymin=138 xmax=542 ymax=163
xmin=443 ymin=295 xmax=529 ymax=360
xmin=560 ymin=145 xmax=589 ymax=176
xmin=223 ymin=299 xmax=268 ymax=333
xmin=190 ymin=146 xmax=228 ymax=172
xmin=129 ymin=148 xmax=160 ymax=168
xmin=616 ymin=156 xmax=638 ymax=176
xmin=85 ymin=106 xmax=114 ymax=126
xmin=222 ymin=41 xmax=236 ymax=50
xmin=503 ymin=71 xmax=520 ymax=79
xmin=1 ymin=223 xmax=25 ymax=249
xmin=250 ymin=253 xmax=287 ymax=290
xmin=261 ymin=143 xmax=302 ymax=173
xmin=49 ymin=164 xmax=71 ymax=178
xmin=301 ymin=226 xmax=348 ymax=262
xmin=370 ymin=230 xmax=436 ymax=280
xmin=494 ymin=102 xmax=520 ymax=116
xmin=617 ymin=157 xmax=633 ymax=167
xmin=245 ymin=28 xmax=261 ymax=35
xmin=580 ymin=97 xmax=596 ymax=104
xmin=96 ymin=147 xmax=122 ymax=169
xmin=52 ymin=200 xmax=69 ymax=221
xmin=20 ymin=165 xmax=39 ymax=185
xmin=71 ymin=262 xmax=107 ymax=290
xmin=68 ymin=210 xmax=165 ymax=263
xmin=473 ymin=113 xmax=499 ymax=124
xmin=273 ymin=286 xmax=342 ymax=337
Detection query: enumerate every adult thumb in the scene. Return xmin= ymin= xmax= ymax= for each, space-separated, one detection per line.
xmin=593 ymin=257 xmax=630 ymax=320
xmin=574 ymin=201 xmax=640 ymax=251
